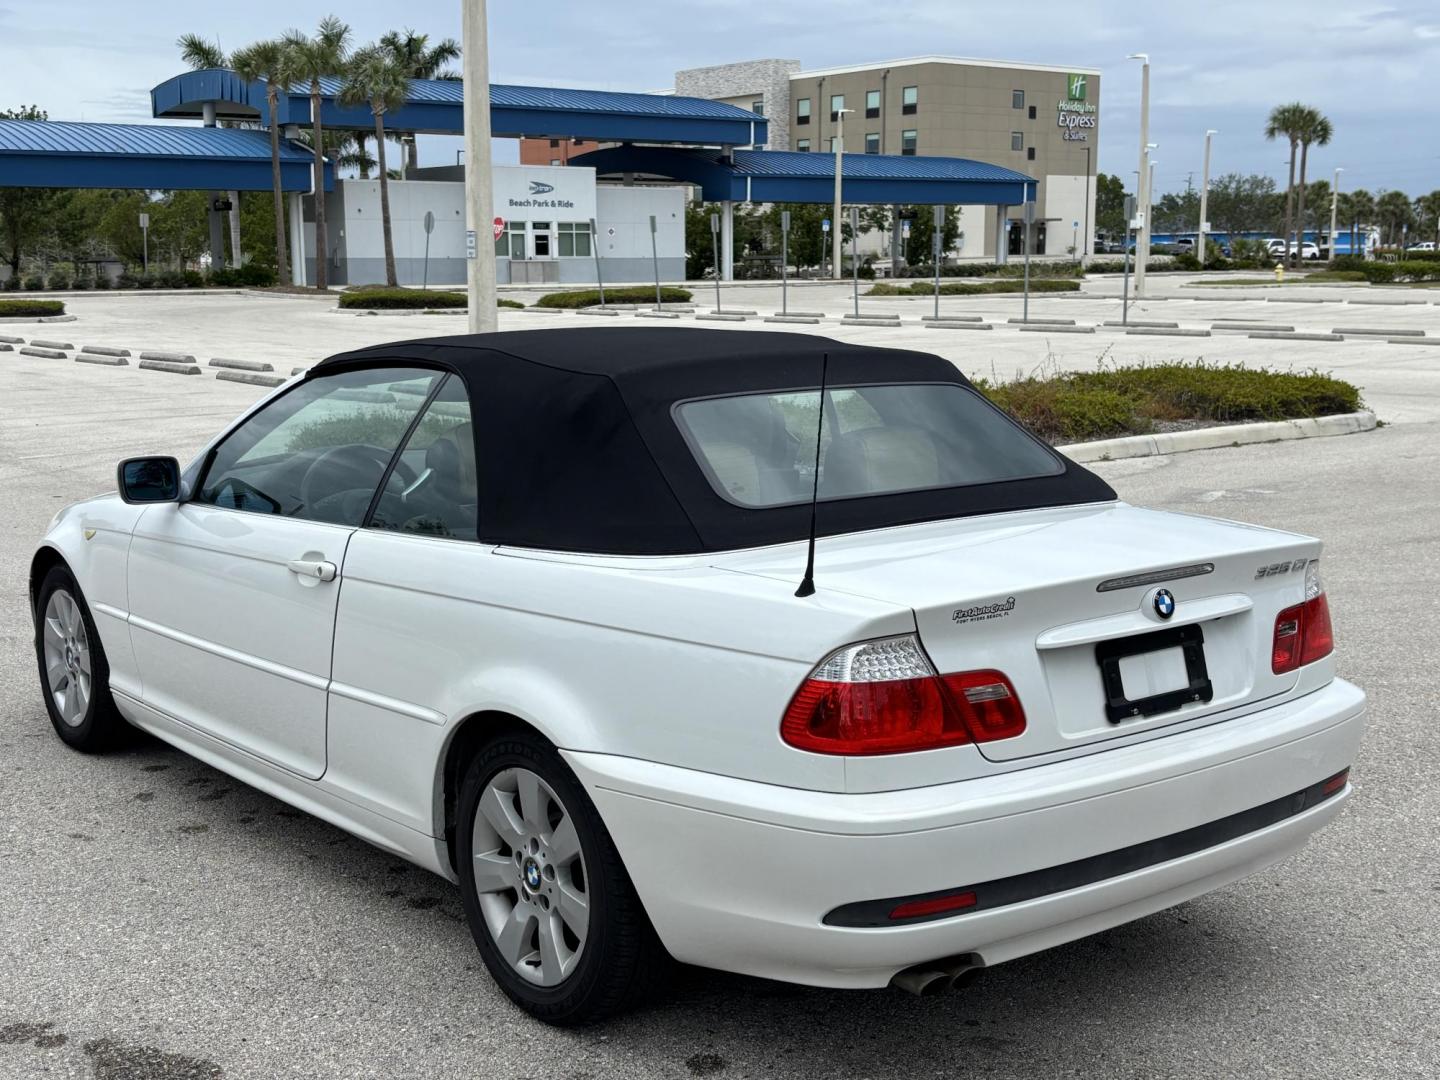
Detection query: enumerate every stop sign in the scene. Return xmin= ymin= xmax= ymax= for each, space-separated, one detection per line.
xmin=493 ymin=216 xmax=505 ymax=241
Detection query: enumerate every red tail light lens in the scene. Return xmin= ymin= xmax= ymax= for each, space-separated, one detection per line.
xmin=1272 ymin=563 xmax=1335 ymax=674
xmin=780 ymin=636 xmax=1026 ymax=755
xmin=889 ymin=891 xmax=977 ymax=920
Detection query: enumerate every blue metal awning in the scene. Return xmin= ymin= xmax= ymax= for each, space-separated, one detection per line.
xmin=151 ymin=69 xmax=768 ymax=146
xmin=571 ymin=146 xmax=1036 ymax=206
xmin=0 ymin=119 xmax=330 ymax=191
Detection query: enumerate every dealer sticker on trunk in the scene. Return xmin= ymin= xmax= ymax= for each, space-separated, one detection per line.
xmin=952 ymin=596 xmax=1017 ymax=625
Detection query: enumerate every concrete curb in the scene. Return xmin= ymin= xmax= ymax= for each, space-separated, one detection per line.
xmin=1264 ymin=297 xmax=1328 ymax=303
xmin=580 ymin=309 xmax=622 ymax=316
xmin=695 ymin=313 xmax=747 ymax=322
xmin=0 ymin=343 xmax=12 ymax=351
xmin=841 ymin=317 xmax=904 ymax=327
xmin=75 ymin=353 xmax=128 ymax=367
xmin=1125 ymin=327 xmax=1211 ymax=337
xmin=209 ymin=358 xmax=275 ymax=372
xmin=765 ymin=315 xmax=821 ymax=325
xmin=216 ymin=370 xmax=287 ymax=388
xmin=773 ymin=310 xmax=826 ymax=318
xmin=1387 ymin=337 xmax=1440 ymax=346
xmin=0 ymin=314 xmax=77 ymax=323
xmin=80 ymin=345 xmax=131 ymax=357
xmin=30 ymin=338 xmax=75 ymax=350
xmin=635 ymin=310 xmax=680 ymax=319
xmin=710 ymin=309 xmax=759 ymax=316
xmin=1212 ymin=322 xmax=1294 ymax=332
xmin=921 ymin=314 xmax=984 ymax=322
xmin=139 ymin=350 xmax=197 ymax=363
xmin=1249 ymin=331 xmax=1344 ymax=342
xmin=924 ymin=321 xmax=994 ymax=330
xmin=1019 ymin=324 xmax=1095 ymax=334
xmin=1102 ymin=320 xmax=1178 ymax=328
xmin=0 ymin=334 xmax=23 ymax=343
xmin=1332 ymin=327 xmax=1424 ymax=337
xmin=1008 ymin=317 xmax=1076 ymax=325
xmin=138 ymin=359 xmax=201 ymax=375
xmin=1347 ymin=297 xmax=1429 ymax=305
xmin=1061 ymin=410 xmax=1377 ymax=464
xmin=19 ymin=346 xmax=66 ymax=358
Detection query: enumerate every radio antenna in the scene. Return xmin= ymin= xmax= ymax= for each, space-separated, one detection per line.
xmin=795 ymin=352 xmax=829 ymax=598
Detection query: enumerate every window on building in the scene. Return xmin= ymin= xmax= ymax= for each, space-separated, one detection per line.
xmin=1011 ymin=131 xmax=1024 ymax=152
xmin=496 ymin=221 xmax=526 ymax=259
xmin=865 ymin=89 xmax=880 ymax=118
xmin=796 ymin=138 xmax=810 ymax=152
xmin=573 ymin=138 xmax=586 ymax=146
xmin=1012 ymin=90 xmax=1024 ymax=109
xmin=902 ymin=85 xmax=918 ymax=114
xmin=532 ymin=222 xmax=552 ymax=258
xmin=1028 ymin=105 xmax=1037 ymax=120
xmin=830 ymin=93 xmax=845 ymax=121
xmin=549 ymin=138 xmax=560 ymax=147
xmin=549 ymin=158 xmax=561 ymax=166
xmin=864 ymin=132 xmax=880 ymax=154
xmin=901 ymin=129 xmax=917 ymax=156
xmin=1027 ymin=146 xmax=1036 ymax=161
xmin=558 ymin=221 xmax=592 ymax=258
xmin=796 ymin=97 xmax=811 ymax=124
xmin=751 ymin=99 xmax=765 ymax=116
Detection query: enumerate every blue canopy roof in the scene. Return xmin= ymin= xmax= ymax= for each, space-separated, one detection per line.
xmin=151 ymin=69 xmax=767 ymax=146
xmin=573 ymin=146 xmax=1036 ymax=206
xmin=0 ymin=119 xmax=330 ymax=191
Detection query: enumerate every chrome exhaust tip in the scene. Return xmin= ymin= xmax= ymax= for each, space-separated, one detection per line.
xmin=891 ymin=954 xmax=985 ymax=997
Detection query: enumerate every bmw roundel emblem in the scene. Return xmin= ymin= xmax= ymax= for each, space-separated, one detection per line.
xmin=1153 ymin=589 xmax=1176 ymax=619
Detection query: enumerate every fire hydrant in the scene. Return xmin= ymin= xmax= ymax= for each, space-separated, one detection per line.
xmin=1275 ymin=264 xmax=1285 ymax=283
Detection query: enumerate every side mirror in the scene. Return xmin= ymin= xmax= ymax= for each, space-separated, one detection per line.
xmin=117 ymin=456 xmax=181 ymax=504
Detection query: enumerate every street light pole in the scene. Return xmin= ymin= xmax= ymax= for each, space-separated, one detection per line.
xmin=1127 ymin=53 xmax=1150 ymax=297
xmin=1329 ymin=166 xmax=1344 ymax=260
xmin=463 ymin=0 xmax=498 ymax=334
xmin=1198 ymin=129 xmax=1215 ymax=265
xmin=832 ymin=107 xmax=853 ymax=280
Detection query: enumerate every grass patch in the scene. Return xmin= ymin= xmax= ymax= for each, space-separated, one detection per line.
xmin=976 ymin=361 xmax=1362 ymax=443
xmin=0 ymin=298 xmax=65 ymax=317
xmin=1299 ymin=270 xmax=1369 ymax=283
xmin=865 ymin=279 xmax=1080 ymax=297
xmin=337 ymin=289 xmax=523 ymax=310
xmin=534 ymin=286 xmax=693 ymax=309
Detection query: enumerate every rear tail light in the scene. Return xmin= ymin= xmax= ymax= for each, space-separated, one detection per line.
xmin=1272 ymin=560 xmax=1335 ymax=674
xmin=780 ymin=635 xmax=1026 ymax=755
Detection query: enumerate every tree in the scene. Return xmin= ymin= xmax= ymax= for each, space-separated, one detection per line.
xmin=1095 ymin=172 xmax=1126 ymax=237
xmin=1292 ymin=107 xmax=1333 ymax=263
xmin=900 ymin=205 xmax=960 ymax=266
xmin=379 ymin=29 xmax=460 ymax=178
xmin=285 ymin=16 xmax=351 ymax=290
xmin=1152 ymin=188 xmax=1200 ymax=234
xmin=1415 ymin=190 xmax=1440 ymax=248
xmin=339 ymin=46 xmax=410 ymax=286
xmin=1204 ymin=173 xmax=1281 ymax=240
xmin=1376 ymin=190 xmax=1414 ymax=248
xmin=1265 ymin=103 xmax=1309 ymax=260
xmin=0 ymin=106 xmax=57 ymax=281
xmin=1343 ymin=188 xmax=1376 ymax=257
xmin=232 ymin=39 xmax=300 ymax=283
xmin=176 ymin=34 xmax=244 ymax=265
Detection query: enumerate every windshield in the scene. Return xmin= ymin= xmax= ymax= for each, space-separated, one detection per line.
xmin=674 ymin=383 xmax=1064 ymax=509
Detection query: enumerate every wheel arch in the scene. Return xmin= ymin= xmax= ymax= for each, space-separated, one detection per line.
xmin=438 ymin=709 xmax=552 ymax=876
xmin=29 ymin=544 xmax=70 ymax=623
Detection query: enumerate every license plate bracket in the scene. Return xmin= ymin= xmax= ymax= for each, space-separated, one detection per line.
xmin=1095 ymin=623 xmax=1213 ymax=724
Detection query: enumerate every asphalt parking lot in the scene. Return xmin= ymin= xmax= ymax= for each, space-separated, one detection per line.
xmin=1 ymin=292 xmax=1437 ymax=1078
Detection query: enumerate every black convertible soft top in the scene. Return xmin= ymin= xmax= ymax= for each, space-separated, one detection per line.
xmin=314 ymin=328 xmax=1116 ymax=555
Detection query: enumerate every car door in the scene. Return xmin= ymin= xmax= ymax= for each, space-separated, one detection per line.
xmin=126 ymin=365 xmax=444 ymax=779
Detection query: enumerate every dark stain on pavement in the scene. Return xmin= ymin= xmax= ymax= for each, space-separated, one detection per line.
xmin=197 ymin=787 xmax=233 ymax=802
xmin=83 ymin=1037 xmax=223 ymax=1079
xmin=132 ymin=792 xmax=155 ymax=802
xmin=685 ymin=1052 xmax=728 ymax=1075
xmin=141 ymin=764 xmax=170 ymax=772
xmin=0 ymin=1020 xmax=59 ymax=1045
xmin=177 ymin=823 xmax=209 ymax=834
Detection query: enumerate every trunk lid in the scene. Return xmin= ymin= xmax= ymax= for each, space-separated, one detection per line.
xmin=724 ymin=502 xmax=1321 ymax=762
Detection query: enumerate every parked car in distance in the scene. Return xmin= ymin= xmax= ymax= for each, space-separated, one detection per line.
xmin=31 ymin=328 xmax=1367 ymax=1024
xmin=1173 ymin=237 xmax=1232 ymax=259
xmin=1406 ymin=241 xmax=1436 ymax=252
xmin=1266 ymin=239 xmax=1322 ymax=260
xmin=1093 ymin=236 xmax=1126 ymax=254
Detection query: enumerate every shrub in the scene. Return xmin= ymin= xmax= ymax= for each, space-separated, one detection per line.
xmin=208 ymin=263 xmax=278 ymax=287
xmin=1394 ymin=260 xmax=1440 ymax=282
xmin=46 ymin=272 xmax=71 ymax=291
xmin=1304 ymin=270 xmax=1368 ymax=283
xmin=0 ymin=298 xmax=66 ymax=317
xmin=1173 ymin=252 xmax=1202 ymax=271
xmin=865 ymin=279 xmax=1080 ymax=297
xmin=1 ymin=277 xmax=18 ymax=291
xmin=535 ymin=286 xmax=693 ymax=309
xmin=977 ymin=362 xmax=1361 ymax=443
xmin=338 ymin=288 xmax=467 ymax=309
xmin=71 ymin=275 xmax=92 ymax=291
xmin=93 ymin=274 xmax=112 ymax=290
xmin=22 ymin=273 xmax=46 ymax=291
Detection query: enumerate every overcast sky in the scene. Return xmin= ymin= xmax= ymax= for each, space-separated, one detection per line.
xmin=2 ymin=1 xmax=1437 ymax=197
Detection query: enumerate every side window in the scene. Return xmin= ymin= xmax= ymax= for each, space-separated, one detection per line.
xmin=196 ymin=367 xmax=439 ymax=526
xmin=370 ymin=374 xmax=477 ymax=541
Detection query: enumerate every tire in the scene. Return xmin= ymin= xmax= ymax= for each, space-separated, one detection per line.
xmin=456 ymin=730 xmax=669 ymax=1024
xmin=34 ymin=564 xmax=126 ymax=752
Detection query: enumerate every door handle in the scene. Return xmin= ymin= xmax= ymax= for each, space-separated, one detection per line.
xmin=287 ymin=558 xmax=338 ymax=582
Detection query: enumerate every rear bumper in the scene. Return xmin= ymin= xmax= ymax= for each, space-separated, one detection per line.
xmin=565 ymin=677 xmax=1366 ymax=989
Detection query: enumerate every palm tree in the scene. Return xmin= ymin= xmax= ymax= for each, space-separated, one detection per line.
xmin=177 ymin=34 xmax=243 ymax=266
xmin=339 ymin=47 xmax=410 ymax=287
xmin=379 ymin=29 xmax=461 ymax=178
xmin=284 ymin=16 xmax=351 ymax=290
xmin=1291 ymin=108 xmax=1333 ymax=265
xmin=1376 ymin=190 xmax=1414 ymax=249
xmin=1264 ymin=103 xmax=1308 ymax=263
xmin=1416 ymin=190 xmax=1440 ymax=248
xmin=1346 ymin=188 xmax=1375 ymax=258
xmin=231 ymin=40 xmax=298 ymax=284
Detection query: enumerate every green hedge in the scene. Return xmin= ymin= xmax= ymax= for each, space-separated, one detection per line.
xmin=977 ymin=362 xmax=1362 ymax=443
xmin=866 ymin=279 xmax=1080 ymax=297
xmin=1304 ymin=270 xmax=1368 ymax=283
xmin=0 ymin=298 xmax=65 ymax=317
xmin=534 ymin=286 xmax=693 ymax=309
xmin=337 ymin=289 xmax=525 ymax=310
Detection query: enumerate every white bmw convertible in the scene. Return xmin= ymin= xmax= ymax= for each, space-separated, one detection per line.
xmin=31 ymin=328 xmax=1365 ymax=1024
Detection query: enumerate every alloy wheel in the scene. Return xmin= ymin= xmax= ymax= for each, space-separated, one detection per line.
xmin=42 ymin=589 xmax=91 ymax=727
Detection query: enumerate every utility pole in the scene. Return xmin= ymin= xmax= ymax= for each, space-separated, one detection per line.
xmin=1127 ymin=53 xmax=1150 ymax=297
xmin=831 ymin=107 xmax=853 ymax=280
xmin=1198 ymin=130 xmax=1215 ymax=264
xmin=1329 ymin=166 xmax=1344 ymax=259
xmin=463 ymin=0 xmax=498 ymax=334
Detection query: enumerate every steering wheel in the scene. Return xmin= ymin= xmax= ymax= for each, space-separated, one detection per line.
xmin=298 ymin=444 xmax=417 ymax=517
